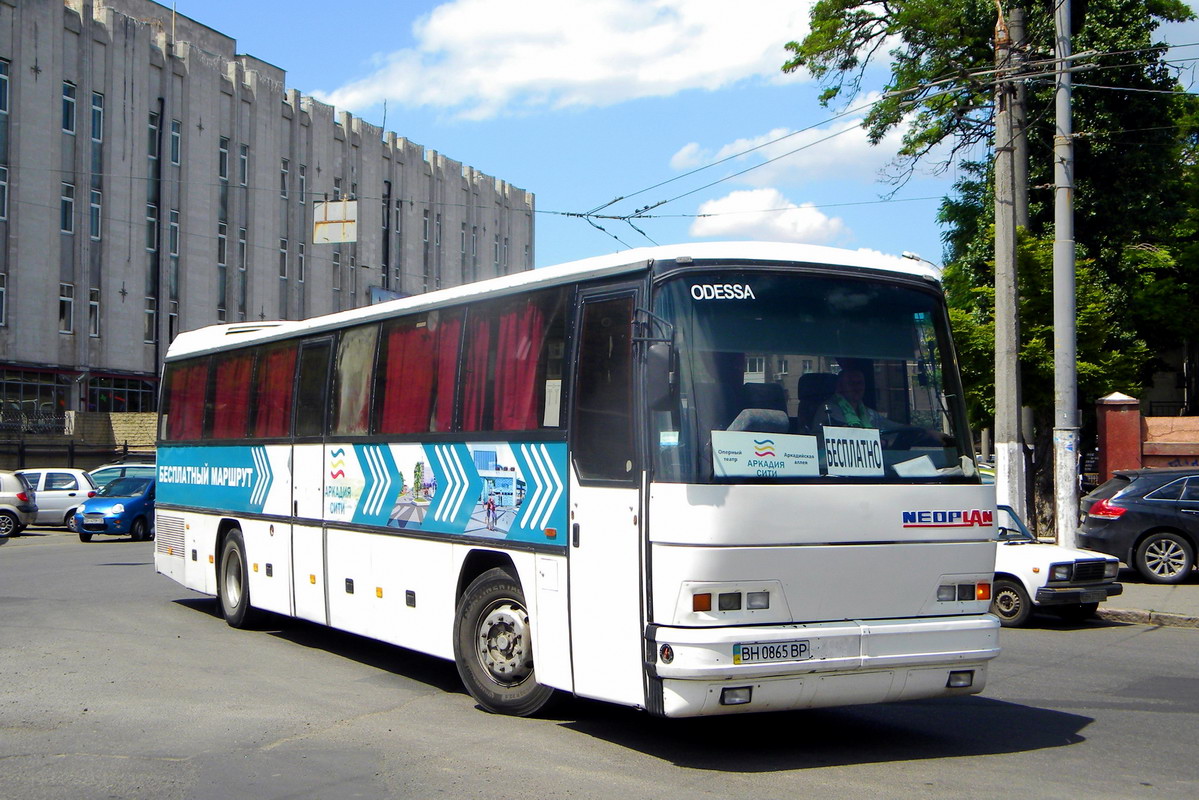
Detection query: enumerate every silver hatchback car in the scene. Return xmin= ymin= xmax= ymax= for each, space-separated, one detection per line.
xmin=0 ymin=470 xmax=38 ymax=536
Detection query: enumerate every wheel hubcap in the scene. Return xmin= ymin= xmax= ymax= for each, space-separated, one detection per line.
xmin=224 ymin=551 xmax=243 ymax=607
xmin=1146 ymin=539 xmax=1186 ymax=577
xmin=995 ymin=589 xmax=1022 ymax=618
xmin=476 ymin=600 xmax=532 ymax=685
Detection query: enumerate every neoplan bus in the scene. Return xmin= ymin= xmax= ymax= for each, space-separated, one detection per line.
xmin=154 ymin=241 xmax=1000 ymax=718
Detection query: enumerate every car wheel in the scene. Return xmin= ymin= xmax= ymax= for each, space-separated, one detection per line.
xmin=0 ymin=511 xmax=17 ymax=537
xmin=453 ymin=567 xmax=555 ymax=716
xmin=1135 ymin=532 xmax=1195 ymax=584
xmin=1054 ymin=602 xmax=1099 ymax=623
xmin=990 ymin=578 xmax=1033 ymax=627
xmin=219 ymin=528 xmax=257 ymax=628
xmin=130 ymin=517 xmax=148 ymax=542
xmin=66 ymin=512 xmax=78 ymax=532
xmin=78 ymin=530 xmax=93 ymax=542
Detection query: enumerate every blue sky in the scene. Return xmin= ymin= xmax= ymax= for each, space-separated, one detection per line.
xmin=169 ymin=0 xmax=1199 ymax=270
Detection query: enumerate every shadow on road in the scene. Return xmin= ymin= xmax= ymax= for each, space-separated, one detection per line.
xmin=172 ymin=597 xmax=466 ymax=695
xmin=558 ymin=694 xmax=1090 ymax=771
xmin=170 ymin=597 xmax=1090 ymax=770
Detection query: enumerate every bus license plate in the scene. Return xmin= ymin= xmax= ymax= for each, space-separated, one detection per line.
xmin=733 ymin=639 xmax=811 ymax=665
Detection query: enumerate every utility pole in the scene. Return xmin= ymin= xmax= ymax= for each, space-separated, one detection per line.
xmin=1053 ymin=0 xmax=1080 ymax=547
xmin=993 ymin=5 xmax=1026 ymax=520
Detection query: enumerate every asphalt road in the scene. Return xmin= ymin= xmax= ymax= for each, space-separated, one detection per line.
xmin=2 ymin=529 xmax=1197 ymax=800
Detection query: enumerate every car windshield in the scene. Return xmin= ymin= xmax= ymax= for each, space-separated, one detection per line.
xmin=99 ymin=477 xmax=151 ymax=497
xmin=650 ymin=269 xmax=976 ymax=484
xmin=994 ymin=506 xmax=1036 ymax=542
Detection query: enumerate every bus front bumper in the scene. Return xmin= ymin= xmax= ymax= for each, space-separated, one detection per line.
xmin=645 ymin=614 xmax=1000 ymax=717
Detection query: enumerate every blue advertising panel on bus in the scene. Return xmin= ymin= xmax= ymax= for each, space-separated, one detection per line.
xmin=157 ymin=440 xmax=568 ymax=547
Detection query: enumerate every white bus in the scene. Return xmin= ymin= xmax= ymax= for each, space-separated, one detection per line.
xmin=154 ymin=241 xmax=999 ymax=718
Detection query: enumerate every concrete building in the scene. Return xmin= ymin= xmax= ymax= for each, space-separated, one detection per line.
xmin=0 ymin=0 xmax=535 ymax=432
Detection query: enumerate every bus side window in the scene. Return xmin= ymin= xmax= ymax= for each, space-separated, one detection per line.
xmin=294 ymin=339 xmax=333 ymax=438
xmin=249 ymin=342 xmax=297 ymax=438
xmin=572 ymin=295 xmax=635 ymax=481
xmin=210 ymin=351 xmax=254 ymax=439
xmin=331 ymin=324 xmax=379 ymax=436
xmin=161 ymin=358 xmax=209 ymax=441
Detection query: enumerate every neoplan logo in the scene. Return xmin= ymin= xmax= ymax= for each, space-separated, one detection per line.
xmin=690 ymin=284 xmax=756 ymax=300
xmin=902 ymin=509 xmax=994 ymax=528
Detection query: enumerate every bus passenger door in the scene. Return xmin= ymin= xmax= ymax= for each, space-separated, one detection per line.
xmin=292 ymin=338 xmax=333 ymax=625
xmin=568 ymin=289 xmax=646 ymax=707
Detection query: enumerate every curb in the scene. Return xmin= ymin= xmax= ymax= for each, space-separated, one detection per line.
xmin=1096 ymin=608 xmax=1199 ymax=629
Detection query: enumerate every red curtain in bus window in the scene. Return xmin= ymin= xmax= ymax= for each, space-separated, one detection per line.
xmin=493 ymin=300 xmax=546 ymax=430
xmin=252 ymin=345 xmax=297 ymax=438
xmin=461 ymin=314 xmax=491 ymax=431
xmin=431 ymin=314 xmax=462 ymax=432
xmin=211 ymin=353 xmax=253 ymax=438
xmin=378 ymin=324 xmax=434 ymax=433
xmin=167 ymin=361 xmax=208 ymax=441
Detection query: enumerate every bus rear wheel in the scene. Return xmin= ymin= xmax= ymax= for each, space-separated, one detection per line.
xmin=453 ymin=567 xmax=554 ymax=716
xmin=219 ymin=528 xmax=256 ymax=628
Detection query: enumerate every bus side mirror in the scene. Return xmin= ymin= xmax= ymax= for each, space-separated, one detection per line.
xmin=646 ymin=342 xmax=675 ymax=411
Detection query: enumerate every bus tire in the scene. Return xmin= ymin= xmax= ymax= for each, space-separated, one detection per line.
xmin=453 ymin=567 xmax=554 ymax=716
xmin=219 ymin=528 xmax=256 ymax=628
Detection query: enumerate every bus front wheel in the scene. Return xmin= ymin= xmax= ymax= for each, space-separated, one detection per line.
xmin=219 ymin=529 xmax=256 ymax=628
xmin=453 ymin=567 xmax=554 ymax=716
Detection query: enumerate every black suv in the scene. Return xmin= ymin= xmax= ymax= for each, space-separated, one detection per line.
xmin=1079 ymin=468 xmax=1199 ymax=584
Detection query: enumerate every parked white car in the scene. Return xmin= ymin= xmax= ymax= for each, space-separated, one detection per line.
xmin=990 ymin=505 xmax=1123 ymax=627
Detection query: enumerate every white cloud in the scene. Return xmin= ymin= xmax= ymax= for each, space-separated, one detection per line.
xmin=316 ymin=0 xmax=812 ymax=118
xmin=689 ymin=188 xmax=848 ymax=244
xmin=671 ymin=101 xmax=909 ymax=187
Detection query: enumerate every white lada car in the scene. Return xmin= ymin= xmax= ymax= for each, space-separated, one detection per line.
xmin=990 ymin=505 xmax=1122 ymax=627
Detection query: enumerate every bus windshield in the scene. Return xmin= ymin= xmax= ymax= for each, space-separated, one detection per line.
xmin=651 ymin=270 xmax=976 ymax=484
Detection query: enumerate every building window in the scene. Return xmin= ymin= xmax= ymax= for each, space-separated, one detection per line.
xmin=333 ymin=177 xmax=342 ymax=201
xmin=460 ymin=223 xmax=467 ymax=258
xmin=60 ymin=183 xmax=75 ymax=233
xmin=147 ymin=112 xmax=160 ymax=160
xmin=494 ymin=234 xmax=500 ymax=267
xmin=143 ymin=297 xmax=157 ymax=343
xmin=422 ymin=211 xmax=429 ymax=243
xmin=59 ymin=284 xmax=75 ymax=334
xmin=435 ymin=213 xmax=442 ymax=246
xmin=62 ymin=82 xmax=76 ymax=133
xmin=280 ymin=159 xmax=289 ymax=198
xmin=89 ymin=190 xmax=102 ymax=240
xmin=332 ymin=251 xmax=342 ymax=291
xmin=299 ymin=164 xmax=307 ymax=203
xmin=145 ymin=203 xmax=158 ymax=251
xmin=89 ymin=288 xmax=100 ymax=337
xmin=218 ymin=137 xmax=229 ymax=181
xmin=169 ymin=300 xmax=179 ymax=343
xmin=238 ymin=228 xmax=247 ymax=271
xmin=169 ymin=209 xmax=180 ymax=256
xmin=279 ymin=238 xmax=288 ymax=278
xmin=238 ymin=144 xmax=248 ymax=186
xmin=298 ymin=243 xmax=305 ymax=283
xmin=0 ymin=166 xmax=8 ymax=220
xmin=170 ymin=119 xmax=181 ymax=165
xmin=217 ymin=222 xmax=228 ymax=266
xmin=91 ymin=93 xmax=104 ymax=142
xmin=0 ymin=60 xmax=9 ymax=114
xmin=0 ymin=273 xmax=6 ymax=327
